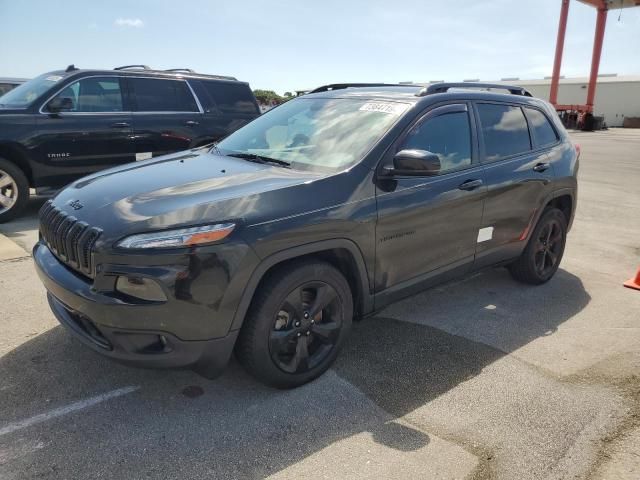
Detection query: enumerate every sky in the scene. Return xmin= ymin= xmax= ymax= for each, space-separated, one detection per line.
xmin=1 ymin=0 xmax=639 ymax=94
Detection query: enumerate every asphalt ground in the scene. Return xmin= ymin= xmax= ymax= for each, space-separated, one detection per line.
xmin=1 ymin=129 xmax=639 ymax=479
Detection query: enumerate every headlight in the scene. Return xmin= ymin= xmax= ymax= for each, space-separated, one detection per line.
xmin=116 ymin=223 xmax=235 ymax=249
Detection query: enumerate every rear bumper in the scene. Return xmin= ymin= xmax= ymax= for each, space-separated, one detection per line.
xmin=34 ymin=242 xmax=238 ymax=376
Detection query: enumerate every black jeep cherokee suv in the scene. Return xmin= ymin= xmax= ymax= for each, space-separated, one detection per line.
xmin=34 ymin=82 xmax=579 ymax=388
xmin=0 ymin=65 xmax=260 ymax=222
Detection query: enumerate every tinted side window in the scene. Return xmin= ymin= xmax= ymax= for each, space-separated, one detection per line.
xmin=130 ymin=78 xmax=198 ymax=112
xmin=199 ymin=81 xmax=258 ymax=115
xmin=477 ymin=104 xmax=531 ymax=162
xmin=52 ymin=77 xmax=123 ymax=112
xmin=525 ymin=108 xmax=558 ymax=148
xmin=401 ymin=111 xmax=472 ymax=172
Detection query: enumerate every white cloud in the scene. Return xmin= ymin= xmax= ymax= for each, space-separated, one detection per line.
xmin=114 ymin=18 xmax=144 ymax=28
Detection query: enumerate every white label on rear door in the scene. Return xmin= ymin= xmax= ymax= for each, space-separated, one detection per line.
xmin=359 ymin=102 xmax=407 ymax=116
xmin=135 ymin=152 xmax=153 ymax=161
xmin=477 ymin=226 xmax=494 ymax=243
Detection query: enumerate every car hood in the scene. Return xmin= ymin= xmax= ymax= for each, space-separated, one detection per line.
xmin=52 ymin=149 xmax=323 ymax=235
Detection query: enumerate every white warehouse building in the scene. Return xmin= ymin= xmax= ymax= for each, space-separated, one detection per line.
xmin=416 ymin=75 xmax=640 ymax=127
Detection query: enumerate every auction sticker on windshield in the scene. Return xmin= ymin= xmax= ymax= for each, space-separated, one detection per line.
xmin=359 ymin=102 xmax=407 ymax=116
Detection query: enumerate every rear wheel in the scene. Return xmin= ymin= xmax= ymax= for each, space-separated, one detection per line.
xmin=236 ymin=260 xmax=353 ymax=388
xmin=508 ymin=207 xmax=567 ymax=284
xmin=0 ymin=158 xmax=29 ymax=223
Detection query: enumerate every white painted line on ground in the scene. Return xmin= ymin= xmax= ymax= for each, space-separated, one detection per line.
xmin=0 ymin=386 xmax=140 ymax=437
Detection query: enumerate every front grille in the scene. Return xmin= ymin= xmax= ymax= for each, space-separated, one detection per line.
xmin=39 ymin=200 xmax=102 ymax=277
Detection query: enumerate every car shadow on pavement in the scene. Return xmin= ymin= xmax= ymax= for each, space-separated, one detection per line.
xmin=0 ymin=267 xmax=589 ymax=479
xmin=335 ymin=267 xmax=591 ymax=417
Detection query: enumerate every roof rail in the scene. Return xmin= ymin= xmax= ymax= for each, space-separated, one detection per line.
xmin=419 ymin=82 xmax=532 ymax=97
xmin=112 ymin=65 xmax=237 ymax=81
xmin=210 ymin=75 xmax=238 ymax=81
xmin=114 ymin=65 xmax=151 ymax=71
xmin=309 ymin=83 xmax=416 ymax=93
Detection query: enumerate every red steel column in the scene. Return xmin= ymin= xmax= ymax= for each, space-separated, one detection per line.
xmin=585 ymin=6 xmax=608 ymax=111
xmin=550 ymin=0 xmax=571 ymax=106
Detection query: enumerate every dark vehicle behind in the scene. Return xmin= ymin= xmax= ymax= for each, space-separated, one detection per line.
xmin=0 ymin=65 xmax=260 ymax=221
xmin=0 ymin=77 xmax=28 ymax=96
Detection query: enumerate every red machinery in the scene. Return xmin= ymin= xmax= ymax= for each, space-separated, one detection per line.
xmin=550 ymin=0 xmax=640 ymax=129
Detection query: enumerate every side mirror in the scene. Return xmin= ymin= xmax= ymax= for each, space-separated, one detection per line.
xmin=47 ymin=96 xmax=74 ymax=113
xmin=389 ymin=149 xmax=441 ymax=176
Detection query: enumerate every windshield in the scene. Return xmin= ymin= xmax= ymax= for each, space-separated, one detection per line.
xmin=0 ymin=73 xmax=65 ymax=108
xmin=217 ymin=97 xmax=409 ymax=172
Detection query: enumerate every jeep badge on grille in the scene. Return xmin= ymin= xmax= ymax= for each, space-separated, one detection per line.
xmin=68 ymin=200 xmax=84 ymax=210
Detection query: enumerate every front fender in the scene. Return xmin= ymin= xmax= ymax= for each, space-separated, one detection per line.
xmin=228 ymin=238 xmax=373 ymax=332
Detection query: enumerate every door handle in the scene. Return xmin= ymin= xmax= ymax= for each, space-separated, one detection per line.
xmin=185 ymin=120 xmax=200 ymax=127
xmin=110 ymin=122 xmax=130 ymax=128
xmin=533 ymin=162 xmax=550 ymax=172
xmin=458 ymin=179 xmax=483 ymax=191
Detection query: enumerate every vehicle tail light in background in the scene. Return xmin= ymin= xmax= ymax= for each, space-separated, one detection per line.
xmin=575 ymin=144 xmax=581 ymax=159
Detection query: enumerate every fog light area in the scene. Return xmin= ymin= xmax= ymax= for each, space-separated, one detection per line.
xmin=115 ymin=276 xmax=167 ymax=302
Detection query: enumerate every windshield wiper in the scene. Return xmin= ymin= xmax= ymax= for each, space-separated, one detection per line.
xmin=226 ymin=152 xmax=291 ymax=168
xmin=198 ymin=142 xmax=220 ymax=155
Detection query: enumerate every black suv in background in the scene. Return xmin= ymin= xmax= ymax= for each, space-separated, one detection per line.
xmin=0 ymin=65 xmax=260 ymax=221
xmin=34 ymin=83 xmax=579 ymax=388
xmin=0 ymin=77 xmax=27 ymax=96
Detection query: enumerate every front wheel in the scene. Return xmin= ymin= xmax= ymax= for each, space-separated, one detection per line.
xmin=508 ymin=207 xmax=568 ymax=284
xmin=236 ymin=260 xmax=353 ymax=388
xmin=0 ymin=158 xmax=29 ymax=223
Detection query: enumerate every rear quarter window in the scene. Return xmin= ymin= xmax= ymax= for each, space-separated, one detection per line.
xmin=477 ymin=103 xmax=531 ymax=162
xmin=525 ymin=107 xmax=559 ymax=148
xmin=197 ymin=80 xmax=259 ymax=115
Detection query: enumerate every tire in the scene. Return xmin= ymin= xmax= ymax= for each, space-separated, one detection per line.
xmin=236 ymin=260 xmax=353 ymax=389
xmin=0 ymin=157 xmax=29 ymax=223
xmin=508 ymin=207 xmax=568 ymax=285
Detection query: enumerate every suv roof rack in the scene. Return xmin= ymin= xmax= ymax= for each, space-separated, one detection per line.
xmin=418 ymin=82 xmax=532 ymax=97
xmin=309 ymin=83 xmax=416 ymax=93
xmin=114 ymin=65 xmax=151 ymax=71
xmin=112 ymin=65 xmax=237 ymax=81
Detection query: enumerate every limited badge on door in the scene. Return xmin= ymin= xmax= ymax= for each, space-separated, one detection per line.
xmin=135 ymin=152 xmax=153 ymax=161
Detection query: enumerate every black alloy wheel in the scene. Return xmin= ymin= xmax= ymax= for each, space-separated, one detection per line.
xmin=236 ymin=260 xmax=353 ymax=388
xmin=509 ymin=207 xmax=567 ymax=284
xmin=533 ymin=218 xmax=563 ymax=277
xmin=269 ymin=281 xmax=343 ymax=374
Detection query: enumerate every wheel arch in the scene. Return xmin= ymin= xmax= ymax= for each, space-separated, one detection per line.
xmin=0 ymin=142 xmax=34 ymax=186
xmin=229 ymin=239 xmax=373 ymax=332
xmin=546 ymin=193 xmax=573 ymax=226
xmin=523 ymin=188 xmax=575 ymax=244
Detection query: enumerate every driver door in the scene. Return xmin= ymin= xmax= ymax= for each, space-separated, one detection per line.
xmin=374 ymin=103 xmax=486 ymax=302
xmin=34 ymin=76 xmax=134 ymax=188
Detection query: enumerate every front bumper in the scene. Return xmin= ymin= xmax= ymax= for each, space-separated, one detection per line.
xmin=33 ymin=242 xmax=243 ymax=376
